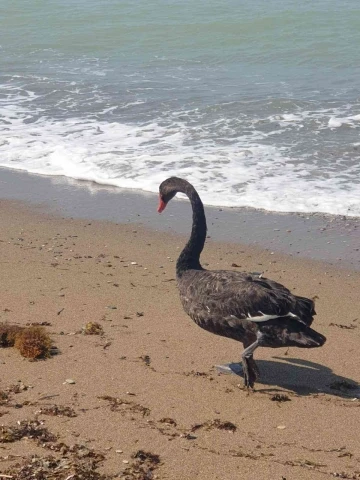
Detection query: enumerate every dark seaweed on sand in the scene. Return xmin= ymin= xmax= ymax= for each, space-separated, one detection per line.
xmin=122 ymin=450 xmax=161 ymax=480
xmin=37 ymin=404 xmax=77 ymax=417
xmin=99 ymin=395 xmax=150 ymax=416
xmin=3 ymin=446 xmax=112 ymax=480
xmin=191 ymin=419 xmax=237 ymax=433
xmin=0 ymin=419 xmax=57 ymax=444
xmin=1 ymin=419 xmax=116 ymax=479
xmin=271 ymin=393 xmax=291 ymax=402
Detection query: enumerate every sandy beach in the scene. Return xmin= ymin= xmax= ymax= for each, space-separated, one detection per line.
xmin=0 ymin=188 xmax=359 ymax=479
xmin=2 ymin=0 xmax=360 ymax=476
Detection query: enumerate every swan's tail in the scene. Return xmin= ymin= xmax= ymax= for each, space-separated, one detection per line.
xmin=287 ymin=327 xmax=326 ymax=348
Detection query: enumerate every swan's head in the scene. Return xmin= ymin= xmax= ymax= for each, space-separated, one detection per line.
xmin=157 ymin=177 xmax=179 ymax=212
xmin=158 ymin=177 xmax=191 ymax=213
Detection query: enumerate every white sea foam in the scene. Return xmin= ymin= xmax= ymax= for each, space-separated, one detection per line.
xmin=1 ymin=98 xmax=359 ymax=217
xmin=328 ymin=114 xmax=360 ymax=128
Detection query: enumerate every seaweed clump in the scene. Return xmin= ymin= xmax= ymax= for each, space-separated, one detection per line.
xmin=3 ymin=446 xmax=112 ymax=480
xmin=122 ymin=450 xmax=161 ymax=480
xmin=15 ymin=326 xmax=53 ymax=359
xmin=0 ymin=419 xmax=57 ymax=444
xmin=0 ymin=390 xmax=10 ymax=406
xmin=0 ymin=383 xmax=29 ymax=409
xmin=0 ymin=323 xmax=23 ymax=347
xmin=0 ymin=419 xmax=116 ymax=479
xmin=0 ymin=323 xmax=53 ymax=360
xmin=191 ymin=419 xmax=237 ymax=433
xmin=271 ymin=393 xmax=291 ymax=402
xmin=82 ymin=322 xmax=104 ymax=335
xmin=99 ymin=396 xmax=150 ymax=417
xmin=37 ymin=405 xmax=77 ymax=418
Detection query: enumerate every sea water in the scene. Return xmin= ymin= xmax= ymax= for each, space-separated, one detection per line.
xmin=1 ymin=0 xmax=360 ymax=216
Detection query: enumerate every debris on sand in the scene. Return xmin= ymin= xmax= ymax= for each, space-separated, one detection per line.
xmin=271 ymin=394 xmax=291 ymax=402
xmin=329 ymin=322 xmax=357 ymax=330
xmin=36 ymin=405 xmax=77 ymax=418
xmin=3 ymin=445 xmax=112 ymax=480
xmin=99 ymin=396 xmax=150 ymax=417
xmin=184 ymin=370 xmax=214 ymax=380
xmin=0 ymin=323 xmax=54 ymax=360
xmin=0 ymin=418 xmax=116 ymax=479
xmin=0 ymin=323 xmax=23 ymax=347
xmin=0 ymin=390 xmax=11 ymax=406
xmin=26 ymin=321 xmax=52 ymax=327
xmin=159 ymin=417 xmax=177 ymax=426
xmin=64 ymin=378 xmax=76 ymax=385
xmin=0 ymin=419 xmax=57 ymax=444
xmin=15 ymin=327 xmax=53 ymax=359
xmin=191 ymin=419 xmax=237 ymax=433
xmin=82 ymin=322 xmax=104 ymax=335
xmin=0 ymin=383 xmax=31 ymax=409
xmin=122 ymin=450 xmax=161 ymax=480
xmin=139 ymin=355 xmax=151 ymax=366
xmin=284 ymin=458 xmax=327 ymax=468
xmin=331 ymin=471 xmax=360 ymax=479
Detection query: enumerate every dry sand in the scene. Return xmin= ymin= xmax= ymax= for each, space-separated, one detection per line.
xmin=0 ymin=199 xmax=359 ymax=479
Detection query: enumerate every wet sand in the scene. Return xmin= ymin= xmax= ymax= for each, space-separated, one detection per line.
xmin=1 ymin=167 xmax=359 ymax=271
xmin=0 ymin=190 xmax=359 ymax=478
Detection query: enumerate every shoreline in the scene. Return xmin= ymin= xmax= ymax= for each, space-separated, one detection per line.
xmin=1 ymin=167 xmax=359 ymax=271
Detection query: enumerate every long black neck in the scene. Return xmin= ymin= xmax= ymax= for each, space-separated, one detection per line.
xmin=176 ymin=184 xmax=207 ymax=277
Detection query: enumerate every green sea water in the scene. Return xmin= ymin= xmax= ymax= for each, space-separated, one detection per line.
xmin=1 ymin=1 xmax=360 ymax=215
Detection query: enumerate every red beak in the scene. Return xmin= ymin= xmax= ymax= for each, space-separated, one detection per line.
xmin=157 ymin=197 xmax=167 ymax=213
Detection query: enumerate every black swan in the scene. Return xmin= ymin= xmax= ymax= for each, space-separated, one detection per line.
xmin=157 ymin=177 xmax=326 ymax=388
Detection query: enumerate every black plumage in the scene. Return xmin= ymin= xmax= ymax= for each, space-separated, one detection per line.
xmin=158 ymin=177 xmax=326 ymax=388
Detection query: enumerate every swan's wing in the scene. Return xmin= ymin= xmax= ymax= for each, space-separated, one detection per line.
xmin=179 ymin=270 xmax=315 ymax=326
xmin=249 ymin=276 xmax=315 ymax=325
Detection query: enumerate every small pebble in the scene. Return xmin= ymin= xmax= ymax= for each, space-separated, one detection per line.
xmin=122 ymin=460 xmax=129 ymax=464
xmin=116 ymin=450 xmax=123 ymax=453
xmin=63 ymin=379 xmax=76 ymax=385
xmin=277 ymin=425 xmax=286 ymax=430
xmin=130 ymin=262 xmax=137 ymax=265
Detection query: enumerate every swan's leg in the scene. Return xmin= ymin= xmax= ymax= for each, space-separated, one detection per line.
xmin=248 ymin=355 xmax=260 ymax=378
xmin=241 ymin=339 xmax=260 ymax=388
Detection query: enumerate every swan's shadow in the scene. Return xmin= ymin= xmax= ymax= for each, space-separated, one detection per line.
xmin=216 ymin=357 xmax=360 ymax=398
